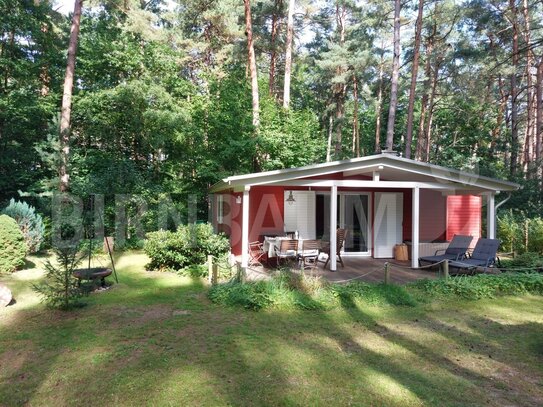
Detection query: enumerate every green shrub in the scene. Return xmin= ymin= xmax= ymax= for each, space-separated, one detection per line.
xmin=497 ymin=212 xmax=543 ymax=254
xmin=331 ymin=282 xmax=418 ymax=307
xmin=528 ymin=218 xmax=543 ymax=254
xmin=411 ymin=273 xmax=543 ymax=300
xmin=144 ymin=223 xmax=230 ymax=271
xmin=209 ymin=280 xmax=274 ymax=310
xmin=0 ymin=214 xmax=27 ymax=274
xmin=208 ymin=271 xmax=417 ymax=311
xmin=33 ymin=247 xmax=86 ymax=310
xmin=210 ymin=272 xmax=543 ymax=311
xmin=500 ymin=252 xmax=543 ymax=271
xmin=2 ymin=198 xmax=45 ymax=253
xmin=497 ymin=210 xmax=523 ymax=253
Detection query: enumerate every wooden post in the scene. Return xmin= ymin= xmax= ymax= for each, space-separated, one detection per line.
xmin=212 ymin=263 xmax=218 ymax=285
xmin=411 ymin=186 xmax=420 ymax=268
xmin=330 ymin=185 xmax=338 ymax=271
xmin=487 ymin=194 xmax=496 ymax=239
xmin=443 ymin=259 xmax=449 ymax=279
xmin=384 ymin=262 xmax=390 ymax=284
xmin=236 ymin=262 xmax=246 ymax=283
xmin=208 ymin=255 xmax=213 ymax=284
xmin=241 ymin=187 xmax=250 ymax=269
xmin=525 ymin=218 xmax=529 ymax=251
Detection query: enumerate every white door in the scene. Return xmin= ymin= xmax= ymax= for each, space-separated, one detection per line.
xmin=374 ymin=192 xmax=403 ymax=258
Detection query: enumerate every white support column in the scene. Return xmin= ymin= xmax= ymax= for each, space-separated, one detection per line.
xmin=241 ymin=186 xmax=251 ymax=268
xmin=330 ymin=185 xmax=338 ymax=271
xmin=411 ymin=186 xmax=420 ymax=268
xmin=487 ymin=193 xmax=496 ymax=239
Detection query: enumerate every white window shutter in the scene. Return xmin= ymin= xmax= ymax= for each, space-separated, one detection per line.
xmin=284 ymin=191 xmax=316 ymax=239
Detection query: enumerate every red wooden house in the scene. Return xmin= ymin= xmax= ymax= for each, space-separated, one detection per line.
xmin=209 ymin=153 xmax=519 ymax=270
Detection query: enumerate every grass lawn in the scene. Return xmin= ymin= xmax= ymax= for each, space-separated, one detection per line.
xmin=1 ymin=252 xmax=543 ymax=406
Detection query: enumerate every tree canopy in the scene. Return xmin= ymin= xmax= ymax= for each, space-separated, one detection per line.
xmin=1 ymin=0 xmax=542 ymax=219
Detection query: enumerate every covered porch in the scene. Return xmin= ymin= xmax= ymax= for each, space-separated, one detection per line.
xmin=243 ymin=256 xmax=438 ymax=284
xmin=210 ymin=153 xmax=520 ymax=273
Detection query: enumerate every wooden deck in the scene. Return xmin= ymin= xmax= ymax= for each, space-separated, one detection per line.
xmin=246 ymin=256 xmax=439 ymax=284
xmin=301 ymin=257 xmax=438 ymax=284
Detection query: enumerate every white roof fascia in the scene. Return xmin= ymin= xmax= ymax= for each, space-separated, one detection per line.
xmin=209 ymin=154 xmax=520 ymax=193
xmin=263 ymin=180 xmax=458 ymax=190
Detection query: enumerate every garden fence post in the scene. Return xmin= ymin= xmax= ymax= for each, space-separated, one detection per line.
xmin=208 ymin=255 xmax=213 ymax=284
xmin=443 ymin=260 xmax=449 ymax=279
xmin=384 ymin=262 xmax=390 ymax=284
xmin=212 ymin=263 xmax=218 ymax=285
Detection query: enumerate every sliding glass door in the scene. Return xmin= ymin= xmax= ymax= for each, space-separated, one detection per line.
xmin=315 ymin=192 xmax=371 ymax=255
xmin=342 ymin=194 xmax=369 ymax=253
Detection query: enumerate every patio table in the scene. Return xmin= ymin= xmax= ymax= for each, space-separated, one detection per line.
xmin=263 ymin=237 xmax=320 ymax=259
xmin=263 ymin=236 xmax=293 ymax=258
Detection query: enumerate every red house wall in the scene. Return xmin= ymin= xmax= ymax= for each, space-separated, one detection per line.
xmin=215 ymin=176 xmax=481 ymax=255
xmin=446 ymin=195 xmax=482 ymax=242
xmin=420 ymin=190 xmax=447 ymax=241
xmin=248 ymin=186 xmax=285 ymax=244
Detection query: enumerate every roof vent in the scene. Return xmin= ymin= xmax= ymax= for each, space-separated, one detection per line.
xmin=381 ymin=149 xmax=400 ymax=156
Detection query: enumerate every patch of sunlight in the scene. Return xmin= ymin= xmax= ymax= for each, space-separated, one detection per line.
xmin=471 ymin=297 xmax=543 ymax=325
xmin=114 ymin=252 xmax=149 ymax=270
xmin=146 ymin=271 xmax=197 ymax=288
xmin=148 ymin=366 xmax=226 ymax=405
xmin=390 ymin=320 xmax=482 ymax=347
xmin=10 ymin=267 xmax=45 ymax=281
xmin=364 ymin=368 xmax=424 ymax=406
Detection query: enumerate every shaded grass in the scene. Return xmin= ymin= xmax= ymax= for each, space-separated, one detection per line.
xmin=1 ymin=252 xmax=542 ymax=406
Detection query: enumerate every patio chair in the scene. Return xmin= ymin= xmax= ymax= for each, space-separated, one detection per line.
xmin=249 ymin=241 xmax=267 ymax=267
xmin=319 ymin=228 xmax=347 ymax=269
xmin=447 ymin=238 xmax=501 ymax=274
xmin=276 ymin=239 xmax=299 ymax=267
xmin=298 ymin=239 xmax=321 ymax=271
xmin=418 ymin=235 xmax=473 ymax=267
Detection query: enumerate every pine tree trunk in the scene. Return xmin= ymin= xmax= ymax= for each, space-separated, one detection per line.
xmin=352 ymin=74 xmax=360 ymax=157
xmin=59 ymin=0 xmax=83 ymax=192
xmin=326 ymin=115 xmax=333 ymax=162
xmin=283 ymin=0 xmax=295 ymax=108
xmin=404 ymin=0 xmax=424 ymax=159
xmin=536 ymin=58 xmax=543 ymax=179
xmin=374 ymin=51 xmax=385 ymax=153
xmin=269 ymin=0 xmax=282 ymax=97
xmin=333 ymin=2 xmax=346 ymax=158
xmin=423 ymin=61 xmax=439 ymax=162
xmin=509 ymin=0 xmax=519 ymax=176
xmin=522 ymin=0 xmax=534 ymax=174
xmin=492 ymin=75 xmax=507 ymax=152
xmin=416 ymin=39 xmax=433 ymax=160
xmin=244 ymin=0 xmax=260 ymax=127
xmin=385 ymin=0 xmax=401 ymax=151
